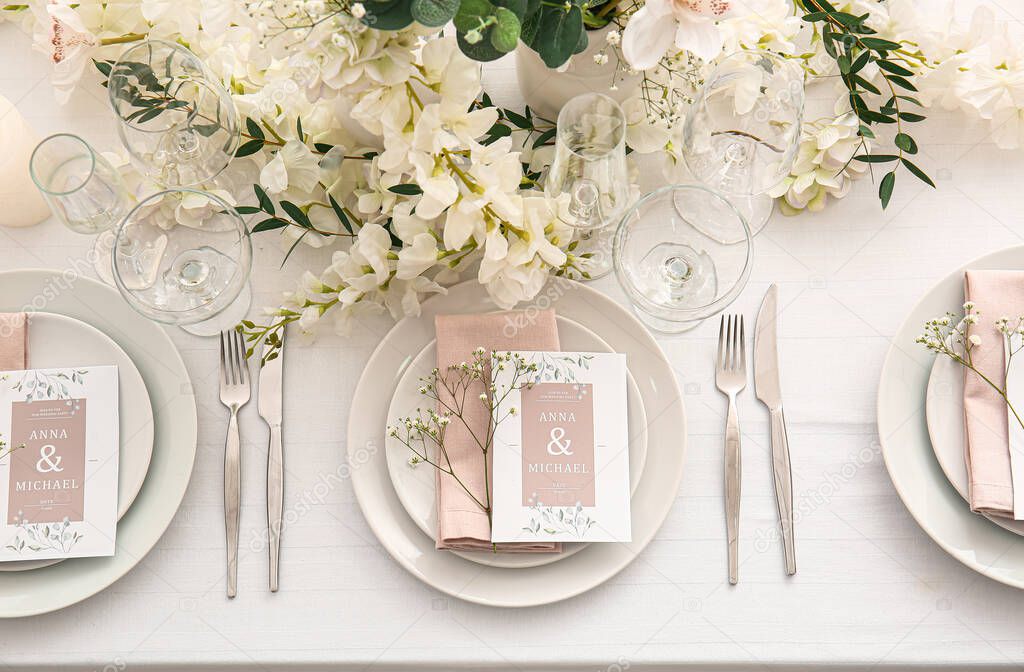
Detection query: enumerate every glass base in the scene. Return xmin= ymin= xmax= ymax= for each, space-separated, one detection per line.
xmin=181 ymin=282 xmax=252 ymax=337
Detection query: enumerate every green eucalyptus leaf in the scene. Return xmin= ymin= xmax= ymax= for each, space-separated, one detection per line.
xmin=234 ymin=138 xmax=264 ymax=158
xmin=519 ymin=0 xmax=542 ymax=45
xmin=490 ymin=7 xmax=521 ymax=53
xmin=411 ymin=0 xmax=460 ymax=26
xmin=389 ymin=184 xmax=424 ymax=195
xmin=894 ymin=132 xmax=917 ymax=154
xmin=360 ymin=0 xmax=416 ymax=30
xmin=280 ymin=200 xmax=312 ymax=228
xmin=252 ymin=218 xmax=289 ymax=233
xmin=457 ymin=30 xmax=506 ymax=62
xmin=535 ymin=5 xmax=582 ymax=68
xmin=453 ymin=0 xmax=492 ymax=32
xmin=254 ymin=184 xmax=275 ymax=215
xmin=901 ymin=157 xmax=935 ymax=187
xmin=877 ymin=59 xmax=913 ymax=77
xmin=879 ymin=170 xmax=895 ymax=209
xmin=853 ymin=154 xmax=899 ymax=163
xmin=245 ymin=117 xmax=264 ymax=140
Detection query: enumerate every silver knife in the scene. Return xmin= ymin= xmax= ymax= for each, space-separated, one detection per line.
xmin=258 ymin=334 xmax=284 ymax=592
xmin=754 ymin=284 xmax=796 ymax=576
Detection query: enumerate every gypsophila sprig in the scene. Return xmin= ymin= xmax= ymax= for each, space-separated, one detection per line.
xmin=916 ymin=303 xmax=1024 ymax=431
xmin=388 ymin=348 xmax=538 ymax=529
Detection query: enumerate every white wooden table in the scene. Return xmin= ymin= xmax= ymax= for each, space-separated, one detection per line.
xmin=4 ymin=9 xmax=1024 ymax=669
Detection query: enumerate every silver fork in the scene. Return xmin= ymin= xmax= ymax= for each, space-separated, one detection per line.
xmin=716 ymin=314 xmax=746 ymax=586
xmin=219 ymin=330 xmax=250 ymax=599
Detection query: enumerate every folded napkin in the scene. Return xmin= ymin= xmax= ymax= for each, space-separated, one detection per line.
xmin=434 ymin=310 xmax=561 ymax=552
xmin=963 ymin=271 xmax=1020 ymax=517
xmin=0 ymin=313 xmax=28 ymax=371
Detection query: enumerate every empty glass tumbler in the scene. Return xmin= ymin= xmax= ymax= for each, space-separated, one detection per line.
xmin=546 ymin=93 xmax=631 ymax=279
xmin=29 ymin=133 xmax=133 ymax=283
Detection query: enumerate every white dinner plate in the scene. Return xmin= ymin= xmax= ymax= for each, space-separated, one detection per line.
xmin=0 ymin=312 xmax=156 ymax=572
xmin=348 ymin=278 xmax=685 ymax=607
xmin=925 ymin=343 xmax=1024 ymax=536
xmin=879 ymin=245 xmax=1024 ymax=590
xmin=384 ymin=315 xmax=649 ymax=569
xmin=0 ymin=269 xmax=197 ymax=617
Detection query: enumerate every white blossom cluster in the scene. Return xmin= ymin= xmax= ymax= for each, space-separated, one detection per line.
xmin=13 ymin=1 xmax=586 ymax=338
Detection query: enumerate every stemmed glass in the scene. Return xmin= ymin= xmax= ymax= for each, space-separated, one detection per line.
xmin=613 ymin=184 xmax=752 ymax=334
xmin=108 ymin=40 xmax=239 ymax=188
xmin=546 ymin=93 xmax=631 ymax=279
xmin=681 ymin=50 xmax=804 ymax=242
xmin=112 ymin=189 xmax=252 ymax=336
xmin=29 ymin=133 xmax=133 ymax=284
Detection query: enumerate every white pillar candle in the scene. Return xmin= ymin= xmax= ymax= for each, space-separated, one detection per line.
xmin=0 ymin=94 xmax=51 ymax=228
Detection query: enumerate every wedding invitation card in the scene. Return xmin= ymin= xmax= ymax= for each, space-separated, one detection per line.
xmin=490 ymin=351 xmax=631 ymax=543
xmin=0 ymin=366 xmax=119 ymax=561
xmin=1005 ymin=334 xmax=1024 ymax=519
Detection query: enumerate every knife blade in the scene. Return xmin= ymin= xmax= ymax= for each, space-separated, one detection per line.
xmin=754 ymin=284 xmax=796 ymax=576
xmin=258 ymin=335 xmax=284 ymax=592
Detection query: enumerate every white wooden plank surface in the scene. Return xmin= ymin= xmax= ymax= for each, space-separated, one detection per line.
xmin=4 ymin=7 xmax=1024 ymax=668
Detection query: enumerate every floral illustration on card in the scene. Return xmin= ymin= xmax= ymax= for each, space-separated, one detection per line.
xmin=529 ymin=353 xmax=594 ymax=384
xmin=5 ymin=515 xmax=83 ymax=555
xmin=5 ymin=369 xmax=89 ymax=402
xmin=522 ymin=501 xmax=597 ymax=539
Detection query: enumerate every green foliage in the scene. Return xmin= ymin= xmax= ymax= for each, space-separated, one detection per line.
xmin=359 ymin=0 xmax=616 ymax=68
xmin=799 ymin=0 xmax=933 ymax=208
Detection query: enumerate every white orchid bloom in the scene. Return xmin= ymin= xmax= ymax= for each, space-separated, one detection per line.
xmin=409 ymin=151 xmax=460 ymax=219
xmin=351 ymin=222 xmax=394 ymax=286
xmin=396 ymin=232 xmax=440 ymax=280
xmin=442 ymin=197 xmax=486 ymax=251
xmin=259 ymin=140 xmax=321 ymax=194
xmin=622 ymin=0 xmax=735 ymax=70
xmin=381 ymin=276 xmax=446 ymax=319
xmin=391 ymin=201 xmax=434 ymax=244
xmin=355 ymin=158 xmax=400 ymax=215
xmin=34 ymin=1 xmax=100 ymax=104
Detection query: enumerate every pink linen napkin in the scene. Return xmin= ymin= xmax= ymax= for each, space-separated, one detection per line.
xmin=434 ymin=310 xmax=561 ymax=552
xmin=0 ymin=313 xmax=28 ymax=371
xmin=963 ymin=271 xmax=1021 ymax=517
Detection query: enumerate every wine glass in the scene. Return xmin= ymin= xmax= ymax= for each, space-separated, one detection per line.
xmin=546 ymin=93 xmax=631 ymax=279
xmin=108 ymin=40 xmax=239 ymax=188
xmin=680 ymin=50 xmax=804 ymax=242
xmin=112 ymin=189 xmax=252 ymax=337
xmin=29 ymin=133 xmax=133 ymax=284
xmin=613 ymin=184 xmax=752 ymax=333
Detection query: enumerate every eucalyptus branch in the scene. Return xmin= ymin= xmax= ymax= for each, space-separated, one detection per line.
xmin=798 ymin=0 xmax=934 ymax=208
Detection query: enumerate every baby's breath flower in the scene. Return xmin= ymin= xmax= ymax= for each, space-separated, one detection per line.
xmin=969 ymin=334 xmax=982 ymax=347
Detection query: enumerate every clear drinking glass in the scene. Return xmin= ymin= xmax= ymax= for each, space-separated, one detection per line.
xmin=108 ymin=40 xmax=239 ymax=188
xmin=29 ymin=133 xmax=133 ymax=283
xmin=112 ymin=189 xmax=252 ymax=336
xmin=613 ymin=184 xmax=752 ymax=333
xmin=546 ymin=93 xmax=631 ymax=279
xmin=681 ymin=50 xmax=804 ymax=242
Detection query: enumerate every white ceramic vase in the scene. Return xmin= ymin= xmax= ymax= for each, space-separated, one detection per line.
xmin=514 ymin=24 xmax=642 ymax=120
xmin=0 ymin=94 xmax=50 ymax=228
